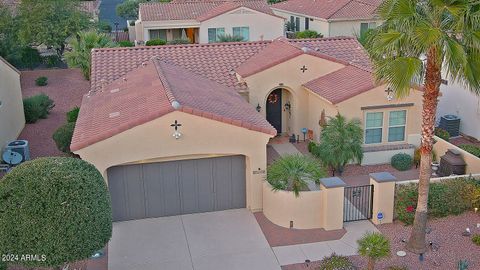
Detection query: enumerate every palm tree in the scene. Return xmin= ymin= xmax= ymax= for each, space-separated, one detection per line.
xmin=365 ymin=0 xmax=480 ymax=254
xmin=357 ymin=232 xmax=391 ymax=270
xmin=266 ymin=154 xmax=325 ymax=197
xmin=64 ymin=31 xmax=117 ymax=80
xmin=315 ymin=114 xmax=363 ymax=175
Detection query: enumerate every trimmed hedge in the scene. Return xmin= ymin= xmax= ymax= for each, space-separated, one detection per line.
xmin=0 ymin=157 xmax=112 ymax=268
xmin=459 ymin=144 xmax=480 ymax=157
xmin=435 ymin=128 xmax=450 ymax=141
xmin=52 ymin=122 xmax=75 ymax=153
xmin=118 ymin=40 xmax=134 ymax=47
xmin=23 ymin=93 xmax=54 ymax=123
xmin=145 ymin=39 xmax=166 ymax=46
xmin=167 ymin=39 xmax=191 ymax=45
xmin=391 ymin=153 xmax=413 ymax=171
xmin=395 ymin=177 xmax=480 ymax=224
xmin=35 ymin=76 xmax=48 ymax=86
xmin=67 ymin=106 xmax=80 ymax=123
xmin=295 ymin=30 xmax=322 ymax=39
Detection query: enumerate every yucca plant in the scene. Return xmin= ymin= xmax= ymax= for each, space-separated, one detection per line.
xmin=365 ymin=0 xmax=480 ymax=254
xmin=64 ymin=30 xmax=117 ymax=80
xmin=358 ymin=232 xmax=391 ymax=270
xmin=315 ymin=114 xmax=363 ymax=175
xmin=266 ymin=154 xmax=325 ymax=197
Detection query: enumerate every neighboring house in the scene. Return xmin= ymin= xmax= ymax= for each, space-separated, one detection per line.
xmin=0 ymin=57 xmax=24 ymax=153
xmin=437 ymin=81 xmax=480 ymax=140
xmin=71 ymin=37 xmax=423 ymax=222
xmin=132 ymin=0 xmax=284 ymax=44
xmin=271 ymin=0 xmax=383 ymax=37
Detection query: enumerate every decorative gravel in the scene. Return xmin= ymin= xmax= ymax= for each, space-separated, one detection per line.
xmin=282 ymin=211 xmax=480 ymax=270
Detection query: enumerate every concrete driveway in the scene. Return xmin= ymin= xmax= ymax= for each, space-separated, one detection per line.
xmin=109 ymin=209 xmax=280 ymax=270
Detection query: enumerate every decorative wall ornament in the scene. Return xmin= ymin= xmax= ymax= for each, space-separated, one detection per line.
xmin=300 ymin=65 xmax=308 ymax=73
xmin=170 ymin=120 xmax=182 ymax=139
xmin=268 ymin=92 xmax=279 ymax=104
xmin=385 ymin=87 xmax=394 ymax=101
xmin=319 ymin=109 xmax=327 ymax=127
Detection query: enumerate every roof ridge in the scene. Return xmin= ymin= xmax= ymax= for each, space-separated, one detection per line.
xmin=326 ymin=0 xmax=355 ymax=19
xmin=353 ymin=0 xmax=380 ymax=7
xmin=151 ymin=59 xmax=178 ymax=107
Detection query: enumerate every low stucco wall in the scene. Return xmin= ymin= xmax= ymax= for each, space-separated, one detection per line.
xmin=433 ymin=136 xmax=480 ymax=174
xmin=362 ymin=147 xmax=415 ymax=165
xmin=262 ymin=182 xmax=323 ymax=229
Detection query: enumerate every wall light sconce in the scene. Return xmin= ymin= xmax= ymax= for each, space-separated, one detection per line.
xmin=284 ymin=101 xmax=291 ymax=111
xmin=256 ymin=103 xmax=262 ymax=112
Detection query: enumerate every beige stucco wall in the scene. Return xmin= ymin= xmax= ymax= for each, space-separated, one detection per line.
xmin=199 ymin=7 xmax=284 ymax=43
xmin=433 ymin=136 xmax=480 ymax=174
xmin=370 ymin=177 xmax=395 ymax=224
xmin=272 ymin=9 xmax=330 ymax=37
xmin=74 ymin=111 xmax=273 ymax=211
xmin=0 ymin=58 xmax=24 ymax=155
xmin=328 ymin=19 xmax=383 ymax=37
xmin=243 ymin=54 xmax=345 ymax=136
xmin=320 ymin=184 xmax=344 ymax=230
xmin=262 ymin=182 xmax=323 ymax=229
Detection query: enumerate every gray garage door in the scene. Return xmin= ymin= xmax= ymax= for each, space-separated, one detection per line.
xmin=107 ymin=155 xmax=246 ymax=222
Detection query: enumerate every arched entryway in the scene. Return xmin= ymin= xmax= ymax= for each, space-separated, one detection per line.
xmin=265 ymin=88 xmax=293 ymax=135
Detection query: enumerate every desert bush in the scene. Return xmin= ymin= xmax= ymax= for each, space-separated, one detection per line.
xmin=67 ymin=106 xmax=80 ymax=123
xmin=472 ymin=234 xmax=480 ymax=246
xmin=318 ymin=253 xmax=355 ymax=270
xmin=0 ymin=157 xmax=112 ymax=268
xmin=42 ymin=55 xmax=61 ymax=67
xmin=167 ymin=39 xmax=191 ymax=45
xmin=118 ymin=40 xmax=134 ymax=47
xmin=308 ymin=141 xmax=318 ymax=153
xmin=459 ymin=144 xmax=480 ymax=157
xmin=391 ymin=153 xmax=413 ymax=171
xmin=23 ymin=93 xmax=54 ymax=123
xmin=395 ymin=177 xmax=480 ymax=224
xmin=35 ymin=76 xmax=48 ymax=86
xmin=435 ymin=128 xmax=450 ymax=141
xmin=295 ymin=30 xmax=322 ymax=39
xmin=52 ymin=122 xmax=75 ymax=153
xmin=357 ymin=232 xmax=390 ymax=270
xmin=145 ymin=39 xmax=166 ymax=46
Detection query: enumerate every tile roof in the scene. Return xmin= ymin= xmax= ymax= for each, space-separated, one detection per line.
xmin=303 ymin=65 xmax=375 ymax=104
xmin=139 ymin=0 xmax=276 ymax=22
xmin=0 ymin=0 xmax=20 ymax=12
xmin=71 ymin=60 xmax=276 ymax=151
xmin=271 ymin=0 xmax=382 ymax=20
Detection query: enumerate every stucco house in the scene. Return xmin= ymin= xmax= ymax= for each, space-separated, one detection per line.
xmin=72 ymin=37 xmax=423 ymax=222
xmin=0 ymin=57 xmax=25 ymax=154
xmin=132 ymin=0 xmax=285 ymax=44
xmin=271 ymin=0 xmax=383 ymax=37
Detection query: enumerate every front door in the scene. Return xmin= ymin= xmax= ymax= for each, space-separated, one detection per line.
xmin=266 ymin=89 xmax=282 ymax=134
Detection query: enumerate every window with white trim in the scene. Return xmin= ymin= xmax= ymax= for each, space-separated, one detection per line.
xmin=208 ymin=28 xmax=225 ymax=43
xmin=388 ymin=110 xmax=407 ymax=142
xmin=365 ymin=112 xmax=383 ymax=144
xmin=232 ymin=26 xmax=249 ymax=41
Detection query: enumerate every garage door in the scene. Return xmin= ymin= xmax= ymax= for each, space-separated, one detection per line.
xmin=107 ymin=155 xmax=246 ymax=222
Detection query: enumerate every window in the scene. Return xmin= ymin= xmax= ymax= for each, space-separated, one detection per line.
xmin=208 ymin=27 xmax=225 ymax=43
xmin=149 ymin=29 xmax=167 ymax=40
xmin=295 ymin=17 xmax=300 ymax=31
xmin=360 ymin=22 xmax=377 ymax=35
xmin=305 ymin=17 xmax=309 ymax=30
xmin=232 ymin=26 xmax=249 ymax=41
xmin=365 ymin=112 xmax=383 ymax=144
xmin=388 ymin=110 xmax=406 ymax=142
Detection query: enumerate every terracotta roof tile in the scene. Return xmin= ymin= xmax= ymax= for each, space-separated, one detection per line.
xmin=71 ymin=60 xmax=276 ymax=151
xmin=303 ymin=65 xmax=375 ymax=104
xmin=271 ymin=0 xmax=381 ymax=20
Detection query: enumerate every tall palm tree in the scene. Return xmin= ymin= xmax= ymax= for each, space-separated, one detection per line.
xmin=366 ymin=0 xmax=480 ymax=253
xmin=64 ymin=31 xmax=117 ymax=80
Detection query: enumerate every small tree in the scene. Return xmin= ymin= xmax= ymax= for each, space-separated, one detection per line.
xmin=65 ymin=30 xmax=117 ymax=80
xmin=357 ymin=232 xmax=391 ymax=270
xmin=267 ymin=154 xmax=325 ymax=197
xmin=0 ymin=157 xmax=112 ymax=269
xmin=314 ymin=114 xmax=363 ymax=175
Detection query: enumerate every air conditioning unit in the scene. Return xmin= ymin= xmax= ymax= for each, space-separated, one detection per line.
xmin=439 ymin=114 xmax=461 ymax=137
xmin=4 ymin=140 xmax=30 ymax=162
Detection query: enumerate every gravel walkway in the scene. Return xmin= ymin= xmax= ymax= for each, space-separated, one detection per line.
xmin=18 ymin=68 xmax=89 ymax=158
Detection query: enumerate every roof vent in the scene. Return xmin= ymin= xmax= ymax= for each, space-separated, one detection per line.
xmin=315 ymin=47 xmax=320 ymax=51
xmin=301 ymin=47 xmax=309 ymax=53
xmin=123 ymin=77 xmax=127 ymax=82
xmin=171 ymin=101 xmax=181 ymax=110
xmin=109 ymin=112 xmax=120 ymax=118
xmin=229 ymin=69 xmax=235 ymax=75
xmin=141 ymin=62 xmax=148 ymax=67
xmin=110 ymin=88 xmax=120 ymax=93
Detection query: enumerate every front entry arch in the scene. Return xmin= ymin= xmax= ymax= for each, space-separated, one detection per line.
xmin=266 ymin=89 xmax=282 ymax=134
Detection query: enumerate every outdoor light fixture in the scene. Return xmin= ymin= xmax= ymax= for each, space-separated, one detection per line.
xmin=284 ymin=101 xmax=291 ymax=111
xmin=256 ymin=103 xmax=262 ymax=112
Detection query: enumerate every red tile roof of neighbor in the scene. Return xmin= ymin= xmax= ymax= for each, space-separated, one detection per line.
xmin=271 ymin=0 xmax=382 ymax=20
xmin=77 ymin=37 xmax=376 ymax=150
xmin=139 ymin=0 xmax=277 ymax=22
xmin=303 ymin=65 xmax=375 ymax=104
xmin=71 ymin=59 xmax=277 ymax=151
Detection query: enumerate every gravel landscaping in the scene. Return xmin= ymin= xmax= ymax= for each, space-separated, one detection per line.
xmin=282 ymin=211 xmax=480 ymax=270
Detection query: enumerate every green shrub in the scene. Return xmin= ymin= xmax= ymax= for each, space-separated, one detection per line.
xmin=318 ymin=253 xmax=355 ymax=270
xmin=97 ymin=20 xmax=112 ymax=33
xmin=42 ymin=55 xmax=61 ymax=68
xmin=435 ymin=128 xmax=450 ymax=141
xmin=459 ymin=144 xmax=480 ymax=157
xmin=167 ymin=39 xmax=191 ymax=45
xmin=17 ymin=47 xmax=42 ymax=69
xmin=472 ymin=234 xmax=480 ymax=246
xmin=295 ymin=30 xmax=322 ymax=39
xmin=67 ymin=106 xmax=80 ymax=123
xmin=23 ymin=93 xmax=55 ymax=123
xmin=394 ymin=177 xmax=480 ymax=224
xmin=145 ymin=39 xmax=166 ymax=46
xmin=357 ymin=232 xmax=390 ymax=270
xmin=52 ymin=122 xmax=75 ymax=153
xmin=308 ymin=141 xmax=318 ymax=153
xmin=391 ymin=153 xmax=413 ymax=171
xmin=0 ymin=261 xmax=6 ymax=270
xmin=0 ymin=157 xmax=112 ymax=268
xmin=118 ymin=40 xmax=134 ymax=47
xmin=35 ymin=76 xmax=48 ymax=86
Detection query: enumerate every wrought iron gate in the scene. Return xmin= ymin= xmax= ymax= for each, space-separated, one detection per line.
xmin=343 ymin=185 xmax=374 ymax=222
